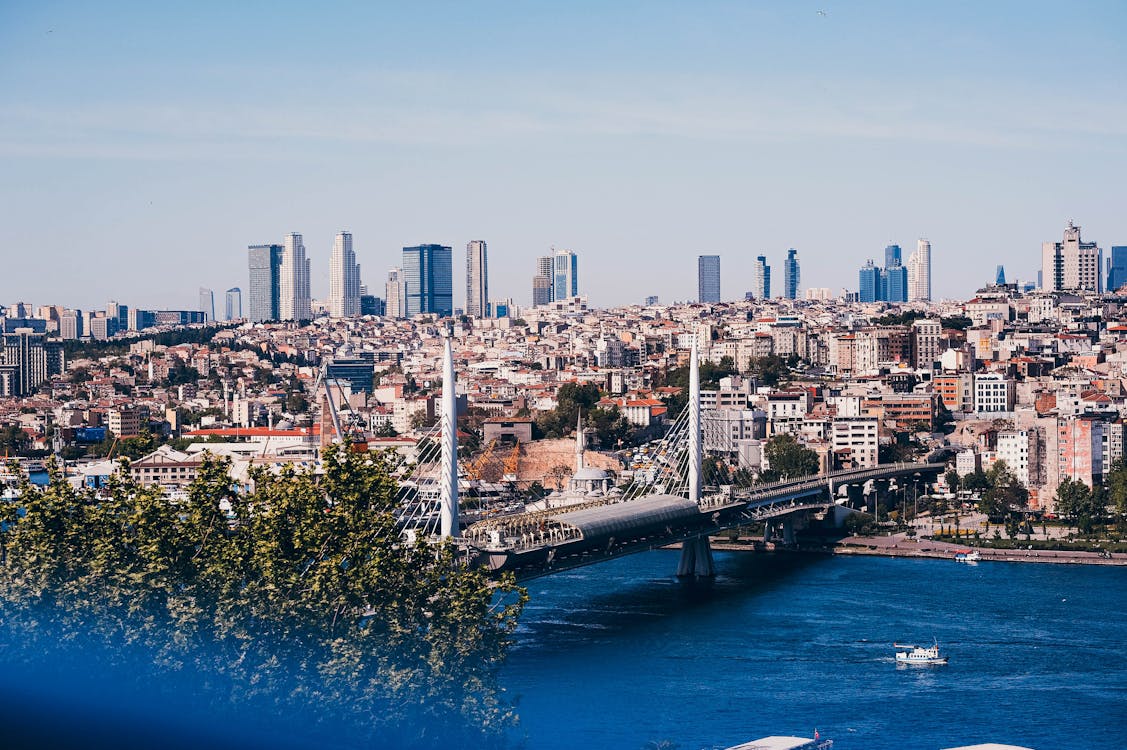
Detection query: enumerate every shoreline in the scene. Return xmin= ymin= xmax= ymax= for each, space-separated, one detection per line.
xmin=701 ymin=536 xmax=1127 ymax=566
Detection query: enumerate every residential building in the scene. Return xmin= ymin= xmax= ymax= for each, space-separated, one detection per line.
xmin=907 ymin=238 xmax=931 ymax=302
xmin=225 ymin=288 xmax=242 ymax=320
xmin=107 ymin=406 xmax=143 ymax=438
xmin=698 ymin=255 xmax=721 ymax=303
xmin=973 ymin=373 xmax=1016 ymax=414
xmin=0 ymin=329 xmax=64 ymax=396
xmin=328 ymin=231 xmax=361 ymax=318
xmin=280 ymin=233 xmax=312 ymax=321
xmin=997 ymin=429 xmax=1038 ymax=487
xmin=466 ymin=240 xmax=489 ymax=318
xmin=830 ymin=416 xmax=879 ymax=469
xmin=402 ymin=244 xmax=453 ymax=317
xmin=385 ymin=268 xmax=407 ymax=318
xmin=198 ymin=288 xmax=215 ymax=322
xmin=782 ymin=248 xmax=800 ymax=300
xmin=247 ymin=244 xmax=283 ymax=322
xmin=753 ymin=255 xmax=771 ymax=300
xmin=911 ymin=318 xmax=942 ymax=369
xmin=1041 ymin=220 xmax=1102 ymax=293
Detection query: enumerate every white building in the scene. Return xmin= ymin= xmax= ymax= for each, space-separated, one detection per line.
xmin=911 ymin=318 xmax=942 ymax=369
xmin=385 ymin=268 xmax=407 ymax=319
xmin=996 ymin=430 xmax=1035 ymax=487
xmin=466 ymin=240 xmax=489 ymax=318
xmin=328 ymin=231 xmax=361 ymax=318
xmin=830 ymin=416 xmax=878 ymax=469
xmin=973 ymin=373 xmax=1015 ymax=414
xmin=955 ymin=449 xmax=980 ymax=477
xmin=280 ymin=232 xmax=312 ymax=321
xmin=1041 ymin=220 xmax=1102 ymax=293
xmin=907 ymin=238 xmax=932 ymax=302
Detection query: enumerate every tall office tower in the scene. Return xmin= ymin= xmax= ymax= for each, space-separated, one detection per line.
xmin=907 ymin=239 xmax=932 ymax=302
xmin=753 ymin=255 xmax=771 ymax=300
xmin=280 ymin=233 xmax=312 ymax=321
xmin=995 ymin=266 xmax=1007 ymax=286
xmin=225 ymin=288 xmax=242 ymax=320
xmin=698 ymin=255 xmax=721 ymax=303
xmin=0 ymin=329 xmax=63 ymax=397
xmin=385 ymin=268 xmax=407 ymax=318
xmin=884 ymin=244 xmax=902 ymax=269
xmin=552 ymin=249 xmax=579 ymax=300
xmin=1108 ymin=246 xmax=1127 ymax=293
xmin=858 ymin=260 xmax=881 ymax=303
xmin=105 ymin=301 xmax=128 ymax=335
xmin=884 ymin=265 xmax=908 ymax=302
xmin=466 ymin=240 xmax=489 ymax=318
xmin=59 ymin=310 xmax=82 ymax=340
xmin=1041 ymin=220 xmax=1102 ymax=293
xmin=783 ymin=248 xmax=800 ymax=300
xmin=247 ymin=244 xmax=284 ymax=322
xmin=198 ymin=288 xmax=215 ymax=322
xmin=532 ymin=275 xmax=552 ymax=306
xmin=328 ymin=231 xmax=361 ymax=318
xmin=402 ymin=245 xmax=453 ymax=316
xmin=535 ymin=255 xmax=554 ymax=302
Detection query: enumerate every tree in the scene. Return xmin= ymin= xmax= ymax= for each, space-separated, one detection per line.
xmin=961 ymin=469 xmax=990 ymax=493
xmin=0 ymin=424 xmax=30 ymax=456
xmin=760 ymin=434 xmax=819 ymax=481
xmin=746 ymin=355 xmax=790 ymax=387
xmin=1106 ymin=459 xmax=1127 ymax=518
xmin=1055 ymin=477 xmax=1089 ymax=528
xmin=981 ymin=460 xmax=1028 ymax=517
xmin=940 ymin=315 xmax=973 ymax=331
xmin=0 ymin=448 xmax=526 ymax=747
xmin=944 ymin=469 xmax=960 ymax=493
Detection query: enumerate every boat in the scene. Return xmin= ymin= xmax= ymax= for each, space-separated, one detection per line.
xmin=954 ymin=549 xmax=981 ymax=562
xmin=895 ymin=640 xmax=948 ymax=665
xmin=724 ymin=735 xmax=832 ymax=750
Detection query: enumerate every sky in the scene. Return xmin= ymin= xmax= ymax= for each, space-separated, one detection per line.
xmin=1 ymin=1 xmax=1125 ymax=313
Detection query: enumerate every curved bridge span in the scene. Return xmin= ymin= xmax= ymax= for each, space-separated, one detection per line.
xmin=463 ymin=462 xmax=944 ymax=581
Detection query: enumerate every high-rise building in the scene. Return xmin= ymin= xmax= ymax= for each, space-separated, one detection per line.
xmin=402 ymin=245 xmax=453 ymax=316
xmin=884 ymin=244 xmax=902 ymax=269
xmin=858 ymin=260 xmax=881 ymax=303
xmin=280 ymin=233 xmax=312 ymax=321
xmin=552 ymin=249 xmax=579 ymax=300
xmin=385 ymin=268 xmax=407 ymax=318
xmin=532 ymin=275 xmax=552 ymax=306
xmin=907 ymin=239 xmax=932 ymax=302
xmin=995 ymin=265 xmax=1007 ymax=286
xmin=59 ymin=310 xmax=82 ymax=340
xmin=247 ymin=244 xmax=283 ymax=322
xmin=328 ymin=231 xmax=361 ymax=318
xmin=0 ymin=329 xmax=64 ymax=397
xmin=225 ymin=288 xmax=242 ymax=320
xmin=466 ymin=240 xmax=489 ymax=318
xmin=884 ymin=265 xmax=908 ymax=303
xmin=359 ymin=295 xmax=384 ymax=316
xmin=106 ymin=301 xmax=129 ymax=334
xmin=783 ymin=248 xmax=800 ymax=300
xmin=698 ymin=255 xmax=721 ymax=303
xmin=535 ymin=255 xmax=554 ymax=301
xmin=198 ymin=288 xmax=215 ymax=322
xmin=753 ymin=255 xmax=771 ymax=300
xmin=1041 ymin=221 xmax=1102 ymax=293
xmin=1108 ymin=246 xmax=1127 ymax=293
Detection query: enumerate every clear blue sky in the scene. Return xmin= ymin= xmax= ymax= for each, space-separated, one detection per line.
xmin=2 ymin=1 xmax=1125 ymax=311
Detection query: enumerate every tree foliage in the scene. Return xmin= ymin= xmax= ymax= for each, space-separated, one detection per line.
xmin=759 ymin=434 xmax=819 ymax=482
xmin=978 ymin=460 xmax=1028 ymax=518
xmin=0 ymin=448 xmax=525 ymax=747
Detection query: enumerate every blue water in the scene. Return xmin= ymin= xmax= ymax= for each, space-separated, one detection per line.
xmin=503 ymin=551 xmax=1127 ymax=750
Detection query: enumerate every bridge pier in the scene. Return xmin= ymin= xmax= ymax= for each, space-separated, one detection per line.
xmin=781 ymin=517 xmax=795 ymax=545
xmin=677 ymin=535 xmax=715 ymax=578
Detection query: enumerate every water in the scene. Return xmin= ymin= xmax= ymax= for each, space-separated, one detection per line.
xmin=503 ymin=551 xmax=1127 ymax=750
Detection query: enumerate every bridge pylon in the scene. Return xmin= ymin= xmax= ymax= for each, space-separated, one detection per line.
xmin=678 ymin=337 xmax=715 ymax=577
xmin=439 ymin=333 xmax=459 ymax=538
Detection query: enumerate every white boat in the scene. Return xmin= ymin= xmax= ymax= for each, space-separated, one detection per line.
xmin=954 ymin=549 xmax=981 ymax=562
xmin=895 ymin=640 xmax=948 ymax=665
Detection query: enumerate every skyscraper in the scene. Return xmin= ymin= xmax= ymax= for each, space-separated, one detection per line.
xmin=328 ymin=231 xmax=361 ymax=318
xmin=402 ymin=245 xmax=453 ymax=316
xmin=198 ymin=288 xmax=215 ymax=322
xmin=385 ymin=268 xmax=407 ymax=318
xmin=858 ymin=260 xmax=880 ymax=303
xmin=225 ymin=288 xmax=242 ymax=320
xmin=247 ymin=244 xmax=283 ymax=322
xmin=698 ymin=255 xmax=721 ymax=303
xmin=907 ymin=239 xmax=932 ymax=302
xmin=552 ymin=249 xmax=578 ymax=300
xmin=884 ymin=265 xmax=908 ymax=303
xmin=280 ymin=233 xmax=312 ymax=321
xmin=466 ymin=240 xmax=489 ymax=318
xmin=1042 ymin=221 xmax=1102 ymax=293
xmin=783 ymin=248 xmax=800 ymax=300
xmin=532 ymin=274 xmax=552 ymax=306
xmin=884 ymin=244 xmax=902 ymax=269
xmin=753 ymin=255 xmax=771 ymax=300
xmin=995 ymin=265 xmax=1007 ymax=286
xmin=1108 ymin=246 xmax=1127 ymax=293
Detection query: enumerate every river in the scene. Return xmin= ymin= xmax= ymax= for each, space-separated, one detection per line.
xmin=503 ymin=550 xmax=1127 ymax=750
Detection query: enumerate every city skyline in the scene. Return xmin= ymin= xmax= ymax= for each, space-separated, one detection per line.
xmin=2 ymin=4 xmax=1124 ymax=311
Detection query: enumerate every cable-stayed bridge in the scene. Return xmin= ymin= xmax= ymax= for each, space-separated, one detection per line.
xmin=389 ymin=336 xmax=943 ymax=582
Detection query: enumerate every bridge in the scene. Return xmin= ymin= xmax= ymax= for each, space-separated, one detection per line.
xmin=397 ymin=336 xmax=943 ymax=581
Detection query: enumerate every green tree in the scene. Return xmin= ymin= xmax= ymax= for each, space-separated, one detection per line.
xmin=981 ymin=460 xmax=1028 ymax=517
xmin=760 ymin=434 xmax=819 ymax=481
xmin=0 ymin=449 xmax=526 ymax=747
xmin=0 ymin=424 xmax=30 ymax=456
xmin=944 ymin=469 xmax=960 ymax=493
xmin=746 ymin=355 xmax=790 ymax=387
xmin=1055 ymin=477 xmax=1089 ymax=529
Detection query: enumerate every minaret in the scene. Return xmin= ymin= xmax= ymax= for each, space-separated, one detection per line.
xmin=439 ymin=335 xmax=459 ymax=538
xmin=575 ymin=410 xmax=585 ymax=472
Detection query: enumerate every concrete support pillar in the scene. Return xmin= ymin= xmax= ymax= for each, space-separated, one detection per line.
xmin=764 ymin=520 xmax=776 ymax=543
xmin=677 ymin=534 xmax=715 ymax=577
xmin=439 ymin=335 xmax=459 ymax=538
xmin=782 ymin=517 xmax=795 ymax=545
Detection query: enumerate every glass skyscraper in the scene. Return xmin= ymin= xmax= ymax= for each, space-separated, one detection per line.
xmin=698 ymin=255 xmax=720 ymax=302
xmin=402 ymin=244 xmax=453 ymax=316
xmin=884 ymin=244 xmax=902 ymax=269
xmin=247 ymin=244 xmax=283 ymax=322
xmin=1108 ymin=246 xmax=1127 ymax=293
xmin=783 ymin=248 xmax=800 ymax=299
xmin=552 ymin=250 xmax=578 ymax=300
xmin=754 ymin=255 xmax=771 ymax=300
xmin=859 ymin=260 xmax=880 ymax=303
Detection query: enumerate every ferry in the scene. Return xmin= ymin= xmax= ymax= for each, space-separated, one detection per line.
xmin=954 ymin=549 xmax=981 ymax=562
xmin=724 ymin=734 xmax=832 ymax=750
xmin=895 ymin=640 xmax=948 ymax=665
